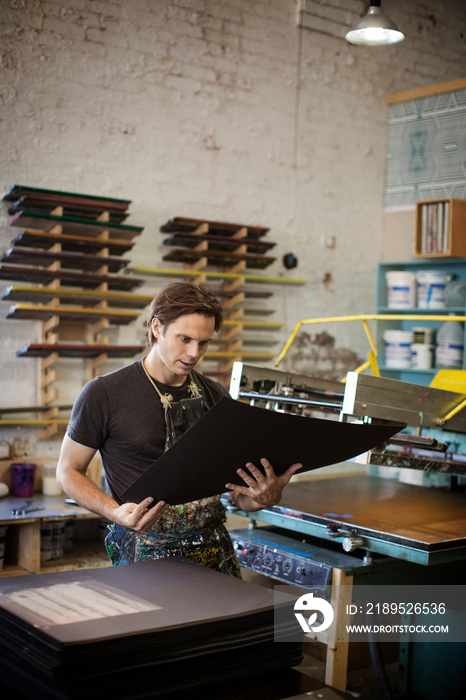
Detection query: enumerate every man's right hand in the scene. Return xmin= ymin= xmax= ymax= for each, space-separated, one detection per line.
xmin=112 ymin=497 xmax=169 ymax=532
xmin=57 ymin=436 xmax=170 ymax=532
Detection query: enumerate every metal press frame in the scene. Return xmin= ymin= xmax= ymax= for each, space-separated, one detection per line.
xmin=275 ymin=313 xmax=466 ymax=425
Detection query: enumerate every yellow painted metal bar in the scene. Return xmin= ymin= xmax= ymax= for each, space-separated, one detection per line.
xmin=361 ymin=319 xmax=380 ymax=377
xmin=353 ymin=360 xmax=371 ymax=374
xmin=223 ymin=319 xmax=283 ymax=329
xmin=205 ymin=352 xmax=276 ymax=359
xmin=438 ymin=397 xmax=466 ymax=425
xmin=275 ymin=313 xmax=466 ymax=368
xmin=132 ymin=266 xmax=307 ymax=285
xmin=367 ymin=352 xmax=381 ymax=377
xmin=274 ymin=320 xmax=304 ymax=365
xmin=361 ymin=319 xmax=377 ymax=358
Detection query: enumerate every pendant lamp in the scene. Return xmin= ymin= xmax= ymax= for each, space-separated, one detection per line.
xmin=345 ymin=0 xmax=405 ymax=46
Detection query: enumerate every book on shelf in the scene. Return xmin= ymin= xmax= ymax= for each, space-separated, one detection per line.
xmin=419 ymin=200 xmax=450 ymax=255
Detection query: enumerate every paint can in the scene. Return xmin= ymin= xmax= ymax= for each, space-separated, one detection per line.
xmin=412 ymin=327 xmax=435 ymax=345
xmin=383 ymin=329 xmax=413 ymax=368
xmin=41 ymin=462 xmax=62 ymax=496
xmin=385 ymin=271 xmax=416 ymax=308
xmin=40 ymin=521 xmax=66 ymax=561
xmin=10 ymin=463 xmax=36 ymax=498
xmin=416 ymin=270 xmax=448 ymax=309
xmin=410 ymin=343 xmax=433 ymax=369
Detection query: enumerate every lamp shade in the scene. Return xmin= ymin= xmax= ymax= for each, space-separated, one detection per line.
xmin=345 ymin=2 xmax=405 ymax=46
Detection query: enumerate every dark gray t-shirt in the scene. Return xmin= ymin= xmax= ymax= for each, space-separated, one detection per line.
xmin=67 ymin=359 xmax=230 ymax=503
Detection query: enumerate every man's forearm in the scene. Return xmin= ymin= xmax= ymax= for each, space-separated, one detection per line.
xmin=59 ymin=468 xmax=120 ymax=521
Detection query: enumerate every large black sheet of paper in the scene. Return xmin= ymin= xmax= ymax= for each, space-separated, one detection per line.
xmin=122 ymin=397 xmax=404 ymax=505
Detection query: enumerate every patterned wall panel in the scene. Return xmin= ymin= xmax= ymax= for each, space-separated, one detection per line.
xmin=385 ymin=88 xmax=466 ymax=209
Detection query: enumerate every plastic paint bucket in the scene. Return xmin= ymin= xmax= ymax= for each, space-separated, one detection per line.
xmin=416 ymin=270 xmax=448 ymax=309
xmin=41 ymin=462 xmax=62 ymax=496
xmin=410 ymin=343 xmax=433 ymax=369
xmin=383 ymin=330 xmax=413 ymax=368
xmin=412 ymin=327 xmax=435 ymax=345
xmin=385 ymin=271 xmax=416 ymax=308
xmin=10 ymin=463 xmax=36 ymax=498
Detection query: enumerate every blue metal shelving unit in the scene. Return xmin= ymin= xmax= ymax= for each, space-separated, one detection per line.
xmin=376 ymin=258 xmax=466 ymax=385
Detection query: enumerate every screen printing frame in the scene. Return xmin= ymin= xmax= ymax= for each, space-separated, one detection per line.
xmin=341 ymin=371 xmax=466 ymax=431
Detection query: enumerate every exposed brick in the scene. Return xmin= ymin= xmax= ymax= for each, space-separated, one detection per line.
xmin=203 ymin=1 xmax=243 ymax=25
xmin=300 ymin=12 xmax=346 ymax=39
xmin=303 ymin=0 xmax=352 ymax=27
xmin=82 ymin=0 xmax=122 ymax=18
xmin=199 ymin=26 xmax=242 ymax=51
xmin=41 ymin=15 xmax=86 ymax=39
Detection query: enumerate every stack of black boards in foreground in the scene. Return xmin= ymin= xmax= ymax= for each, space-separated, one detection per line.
xmin=0 ymin=557 xmax=303 ymax=699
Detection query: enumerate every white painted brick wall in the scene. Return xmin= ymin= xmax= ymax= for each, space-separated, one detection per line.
xmin=0 ymin=0 xmax=464 ymax=455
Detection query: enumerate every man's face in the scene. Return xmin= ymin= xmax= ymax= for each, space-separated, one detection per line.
xmin=151 ymin=313 xmax=215 ymax=382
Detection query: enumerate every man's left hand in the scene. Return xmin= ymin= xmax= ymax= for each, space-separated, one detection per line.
xmin=225 ymin=457 xmax=302 ymax=511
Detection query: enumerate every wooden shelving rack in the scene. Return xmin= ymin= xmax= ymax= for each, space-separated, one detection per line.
xmin=152 ymin=216 xmax=307 ymax=383
xmin=1 ymin=198 xmax=307 ymax=424
xmin=0 ymin=185 xmax=145 ymax=438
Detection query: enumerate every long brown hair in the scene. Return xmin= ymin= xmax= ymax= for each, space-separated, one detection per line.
xmin=146 ymin=282 xmax=223 ymax=349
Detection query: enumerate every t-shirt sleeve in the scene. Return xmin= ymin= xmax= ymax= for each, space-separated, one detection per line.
xmin=67 ymin=378 xmax=109 ymax=450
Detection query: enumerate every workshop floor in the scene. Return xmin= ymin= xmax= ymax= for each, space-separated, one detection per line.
xmin=295 ymin=647 xmax=418 ymax=700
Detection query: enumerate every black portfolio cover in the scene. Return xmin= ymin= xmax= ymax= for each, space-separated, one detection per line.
xmin=122 ymin=397 xmax=404 ymax=505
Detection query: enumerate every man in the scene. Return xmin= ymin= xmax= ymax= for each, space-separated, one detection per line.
xmin=57 ymin=282 xmax=302 ymax=576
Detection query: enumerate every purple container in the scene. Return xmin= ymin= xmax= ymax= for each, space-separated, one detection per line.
xmin=10 ymin=462 xmax=36 ymax=498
